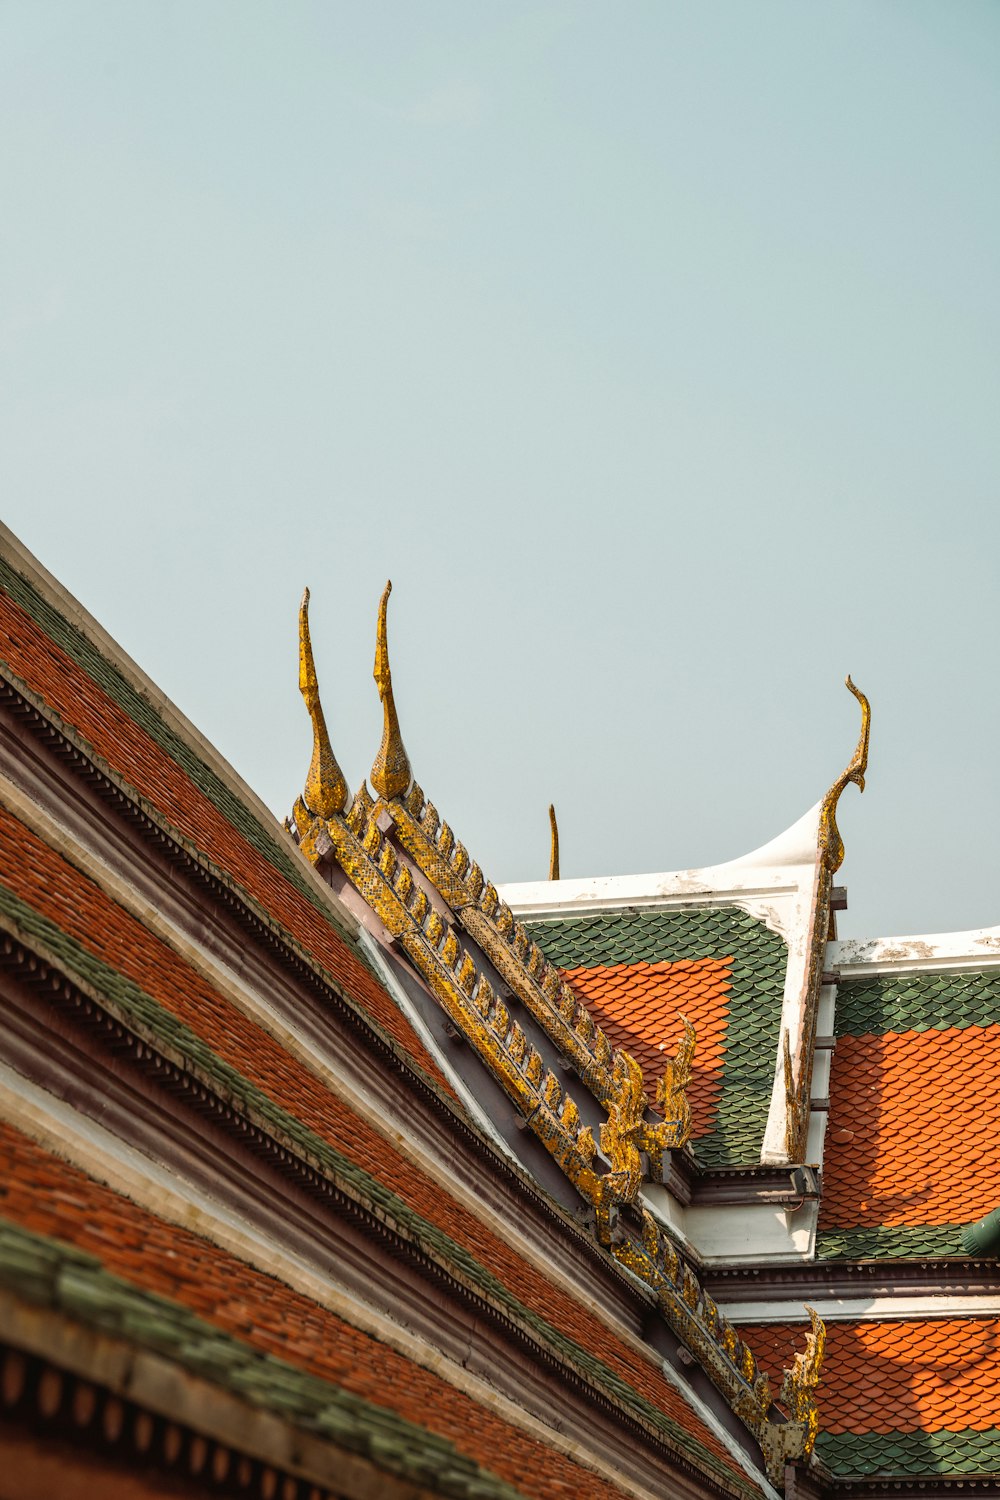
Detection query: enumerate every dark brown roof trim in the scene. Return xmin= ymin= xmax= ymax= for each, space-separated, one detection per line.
xmin=1 ymin=1305 xmax=400 ymax=1500
xmin=786 ymin=1462 xmax=1000 ymax=1500
xmin=704 ymin=1258 xmax=1000 ymax=1300
xmin=665 ymin=1152 xmax=821 ymax=1208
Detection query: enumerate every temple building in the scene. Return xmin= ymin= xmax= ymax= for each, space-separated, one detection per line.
xmin=0 ymin=520 xmax=997 ymax=1500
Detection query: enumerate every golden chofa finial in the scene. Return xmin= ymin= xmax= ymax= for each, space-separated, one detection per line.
xmin=370 ymin=580 xmax=412 ymax=801
xmin=818 ymin=675 xmax=871 ymax=874
xmin=298 ymin=589 xmax=348 ymax=818
xmin=548 ymin=803 xmax=560 ymax=881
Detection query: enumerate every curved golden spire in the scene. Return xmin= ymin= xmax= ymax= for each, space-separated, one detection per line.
xmin=818 ymin=675 xmax=870 ymax=873
xmin=370 ymin=580 xmax=412 ymax=801
xmin=298 ymin=589 xmax=348 ymax=818
xmin=548 ymin=803 xmax=560 ymax=881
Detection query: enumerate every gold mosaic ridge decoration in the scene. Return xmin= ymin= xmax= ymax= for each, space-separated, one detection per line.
xmin=387 ymin=780 xmax=693 ymax=1176
xmin=370 ymin=580 xmax=412 ymax=801
xmin=298 ymin=588 xmax=348 ymax=818
xmin=292 ymin=784 xmax=603 ymax=1202
xmin=781 ymin=1029 xmax=797 ymax=1162
xmin=766 ymin=1307 xmax=825 ymax=1473
xmin=818 ymin=675 xmax=870 ymax=875
xmin=292 ymin=782 xmax=823 ymax=1479
xmin=548 ymin=803 xmax=560 ymax=882
xmin=290 ymin=590 xmax=825 ymax=1481
xmin=657 ymin=1015 xmax=697 ymax=1144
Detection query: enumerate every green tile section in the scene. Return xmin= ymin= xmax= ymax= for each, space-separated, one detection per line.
xmin=526 ymin=907 xmax=787 ymax=1167
xmin=0 ymin=554 xmax=357 ymax=952
xmin=836 ymin=969 xmax=1000 ymax=1038
xmin=0 ymin=1217 xmax=529 ymax=1500
xmin=815 ymin=1224 xmax=966 ymax=1260
xmin=817 ymin=1427 xmax=1000 ymax=1477
xmin=0 ymin=884 xmax=758 ymax=1497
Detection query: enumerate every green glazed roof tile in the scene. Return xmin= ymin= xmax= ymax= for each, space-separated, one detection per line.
xmin=0 ymin=555 xmax=363 ymax=958
xmin=0 ymin=1220 xmax=527 ymax=1498
xmin=818 ymin=1428 xmax=1000 ymax=1477
xmin=815 ymin=1224 xmax=966 ymax=1259
xmin=836 ymin=969 xmax=1000 ymax=1038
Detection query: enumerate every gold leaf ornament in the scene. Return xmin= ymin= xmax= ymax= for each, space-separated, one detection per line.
xmin=297 ymin=589 xmax=348 ymax=818
xmin=818 ymin=676 xmax=870 ymax=874
xmin=370 ymin=581 xmax=413 ymax=801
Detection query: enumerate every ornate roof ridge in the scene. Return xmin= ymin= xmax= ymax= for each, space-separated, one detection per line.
xmin=292 ymin=781 xmax=822 ymax=1482
xmin=289 ymin=585 xmax=827 ymax=1482
xmin=390 ymin=779 xmax=695 ymax=1169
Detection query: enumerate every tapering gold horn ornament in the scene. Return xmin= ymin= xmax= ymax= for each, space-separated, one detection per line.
xmin=370 ymin=580 xmax=412 ymax=801
xmin=548 ymin=803 xmax=560 ymax=882
xmin=298 ymin=589 xmax=347 ymax=818
xmin=818 ymin=675 xmax=870 ymax=874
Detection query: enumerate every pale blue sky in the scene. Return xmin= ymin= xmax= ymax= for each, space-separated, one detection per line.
xmin=2 ymin=2 xmax=998 ymax=938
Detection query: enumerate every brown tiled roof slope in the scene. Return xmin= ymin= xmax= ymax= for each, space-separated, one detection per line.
xmin=0 ymin=796 xmax=751 ymax=1472
xmin=819 ymin=967 xmax=1000 ymax=1258
xmin=0 ymin=1119 xmax=760 ymax=1499
xmin=744 ymin=1319 xmax=1000 ymax=1478
xmin=0 ymin=549 xmax=450 ymax=1090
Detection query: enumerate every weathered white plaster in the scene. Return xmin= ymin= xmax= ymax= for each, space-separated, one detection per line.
xmin=810 ymin=1051 xmax=831 ymax=1098
xmin=721 ymin=1296 xmax=1000 ymax=1323
xmin=831 ymin=924 xmax=1000 ymax=977
xmin=657 ymin=1356 xmax=783 ymax=1500
xmin=643 ymin=1187 xmax=818 ymax=1264
xmin=357 ymin=925 xmax=521 ymax=1158
xmin=684 ymin=1204 xmax=817 ymax=1264
xmin=804 ymin=1110 xmax=827 ymax=1164
xmin=0 ymin=770 xmax=633 ymax=1328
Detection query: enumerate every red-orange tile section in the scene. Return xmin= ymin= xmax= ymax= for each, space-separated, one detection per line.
xmin=0 ymin=1120 xmax=747 ymax=1495
xmin=0 ymin=807 xmax=743 ymax=1478
xmin=0 ymin=589 xmax=448 ymax=1090
xmin=742 ymin=1320 xmax=1000 ymax=1435
xmin=562 ymin=959 xmax=731 ymax=1137
xmin=821 ymin=1028 xmax=1000 ymax=1229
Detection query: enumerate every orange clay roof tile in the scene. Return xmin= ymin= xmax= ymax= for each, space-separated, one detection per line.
xmin=742 ymin=1319 xmax=1000 ymax=1436
xmin=562 ymin=960 xmax=731 ymax=1138
xmin=821 ymin=1026 xmax=1000 ymax=1231
xmin=0 ymin=584 xmax=450 ymax=1091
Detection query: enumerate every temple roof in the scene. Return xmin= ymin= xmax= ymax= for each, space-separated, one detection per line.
xmin=0 ymin=525 xmax=784 ymax=1500
xmin=819 ymin=928 xmax=1000 ymax=1260
xmin=6 ymin=531 xmax=1000 ymax=1498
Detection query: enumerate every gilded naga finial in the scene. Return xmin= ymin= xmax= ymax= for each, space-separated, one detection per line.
xmin=548 ymin=803 xmax=560 ymax=881
xmin=298 ymin=589 xmax=348 ymax=819
xmin=370 ymin=580 xmax=412 ymax=801
xmin=780 ymin=1306 xmax=826 ymax=1457
xmin=654 ymin=1016 xmax=697 ymax=1147
xmin=818 ymin=676 xmax=870 ymax=874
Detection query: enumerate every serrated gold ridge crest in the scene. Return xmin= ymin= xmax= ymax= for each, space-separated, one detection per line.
xmin=290 ymin=586 xmax=824 ymax=1478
